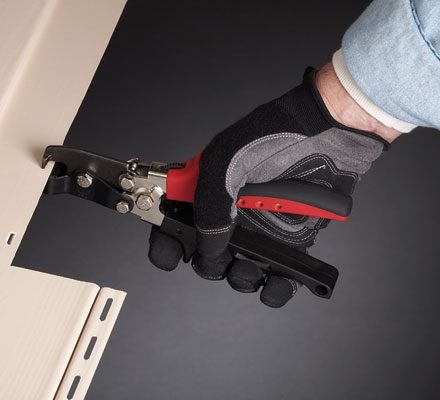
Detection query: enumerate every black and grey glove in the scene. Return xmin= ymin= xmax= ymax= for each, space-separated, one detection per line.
xmin=149 ymin=68 xmax=388 ymax=307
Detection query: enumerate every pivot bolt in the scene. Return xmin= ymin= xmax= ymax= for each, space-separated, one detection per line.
xmin=136 ymin=194 xmax=153 ymax=211
xmin=77 ymin=173 xmax=93 ymax=188
xmin=120 ymin=175 xmax=135 ymax=191
xmin=116 ymin=200 xmax=130 ymax=214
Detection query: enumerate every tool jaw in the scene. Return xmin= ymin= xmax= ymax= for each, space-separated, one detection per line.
xmin=42 ymin=145 xmax=169 ymax=226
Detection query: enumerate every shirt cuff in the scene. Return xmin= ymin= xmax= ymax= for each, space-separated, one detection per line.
xmin=332 ymin=49 xmax=416 ymax=133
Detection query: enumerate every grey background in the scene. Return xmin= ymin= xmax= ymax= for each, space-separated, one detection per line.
xmin=14 ymin=0 xmax=440 ymax=399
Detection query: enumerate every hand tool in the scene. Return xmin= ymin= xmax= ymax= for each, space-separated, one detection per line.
xmin=42 ymin=145 xmax=353 ymax=299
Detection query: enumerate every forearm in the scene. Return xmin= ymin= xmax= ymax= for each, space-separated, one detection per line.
xmin=316 ymin=62 xmax=402 ymax=143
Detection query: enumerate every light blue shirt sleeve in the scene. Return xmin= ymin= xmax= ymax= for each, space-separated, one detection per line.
xmin=341 ymin=0 xmax=440 ymax=129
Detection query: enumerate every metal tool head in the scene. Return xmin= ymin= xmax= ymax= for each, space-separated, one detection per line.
xmin=42 ymin=145 xmax=168 ymax=226
xmin=42 ymin=146 xmax=145 ymax=188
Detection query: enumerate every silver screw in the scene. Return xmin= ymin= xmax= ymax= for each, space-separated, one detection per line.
xmin=120 ymin=175 xmax=135 ymax=191
xmin=77 ymin=173 xmax=93 ymax=188
xmin=116 ymin=200 xmax=130 ymax=214
xmin=136 ymin=194 xmax=153 ymax=211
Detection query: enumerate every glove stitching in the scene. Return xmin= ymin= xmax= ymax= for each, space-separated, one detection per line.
xmin=191 ymin=261 xmax=224 ymax=280
xmin=225 ymin=132 xmax=305 ymax=195
xmin=252 ymin=209 xmax=315 ymax=238
xmin=197 ymin=225 xmax=231 ymax=234
xmin=249 ymin=210 xmax=315 ymax=241
xmin=287 ymin=278 xmax=298 ymax=295
xmin=280 ymin=154 xmax=358 ymax=181
xmin=277 ymin=154 xmax=358 ymax=182
xmin=287 ymin=164 xmax=327 ymax=179
xmin=272 ymin=212 xmax=308 ymax=224
xmin=278 ymin=155 xmax=330 ymax=179
xmin=307 ymin=178 xmax=332 ymax=188
xmin=239 ymin=210 xmax=315 ymax=244
xmin=259 ymin=209 xmax=321 ymax=231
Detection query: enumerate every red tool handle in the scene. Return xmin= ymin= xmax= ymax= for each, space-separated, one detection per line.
xmin=166 ymin=153 xmax=352 ymax=221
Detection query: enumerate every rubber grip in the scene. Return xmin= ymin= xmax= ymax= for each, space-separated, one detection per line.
xmin=237 ymin=181 xmax=352 ymax=221
xmin=166 ymin=153 xmax=352 ymax=221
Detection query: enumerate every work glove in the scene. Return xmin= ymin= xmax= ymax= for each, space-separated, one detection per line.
xmin=149 ymin=68 xmax=388 ymax=307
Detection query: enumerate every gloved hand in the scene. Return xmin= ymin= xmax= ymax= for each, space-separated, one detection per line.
xmin=149 ymin=68 xmax=388 ymax=307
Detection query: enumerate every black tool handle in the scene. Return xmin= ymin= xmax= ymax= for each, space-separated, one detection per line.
xmin=159 ymin=200 xmax=338 ymax=299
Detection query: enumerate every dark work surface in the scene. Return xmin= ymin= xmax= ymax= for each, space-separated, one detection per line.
xmin=14 ymin=1 xmax=440 ymax=399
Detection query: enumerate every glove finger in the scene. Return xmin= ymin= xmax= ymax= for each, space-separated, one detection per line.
xmin=148 ymin=226 xmax=183 ymax=271
xmin=191 ymin=249 xmax=232 ymax=280
xmin=260 ymin=275 xmax=298 ymax=308
xmin=227 ymin=258 xmax=266 ymax=293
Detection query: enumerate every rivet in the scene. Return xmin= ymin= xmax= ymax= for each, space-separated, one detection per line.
xmin=136 ymin=194 xmax=153 ymax=211
xmin=76 ymin=173 xmax=93 ymax=188
xmin=120 ymin=175 xmax=135 ymax=191
xmin=116 ymin=201 xmax=130 ymax=214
